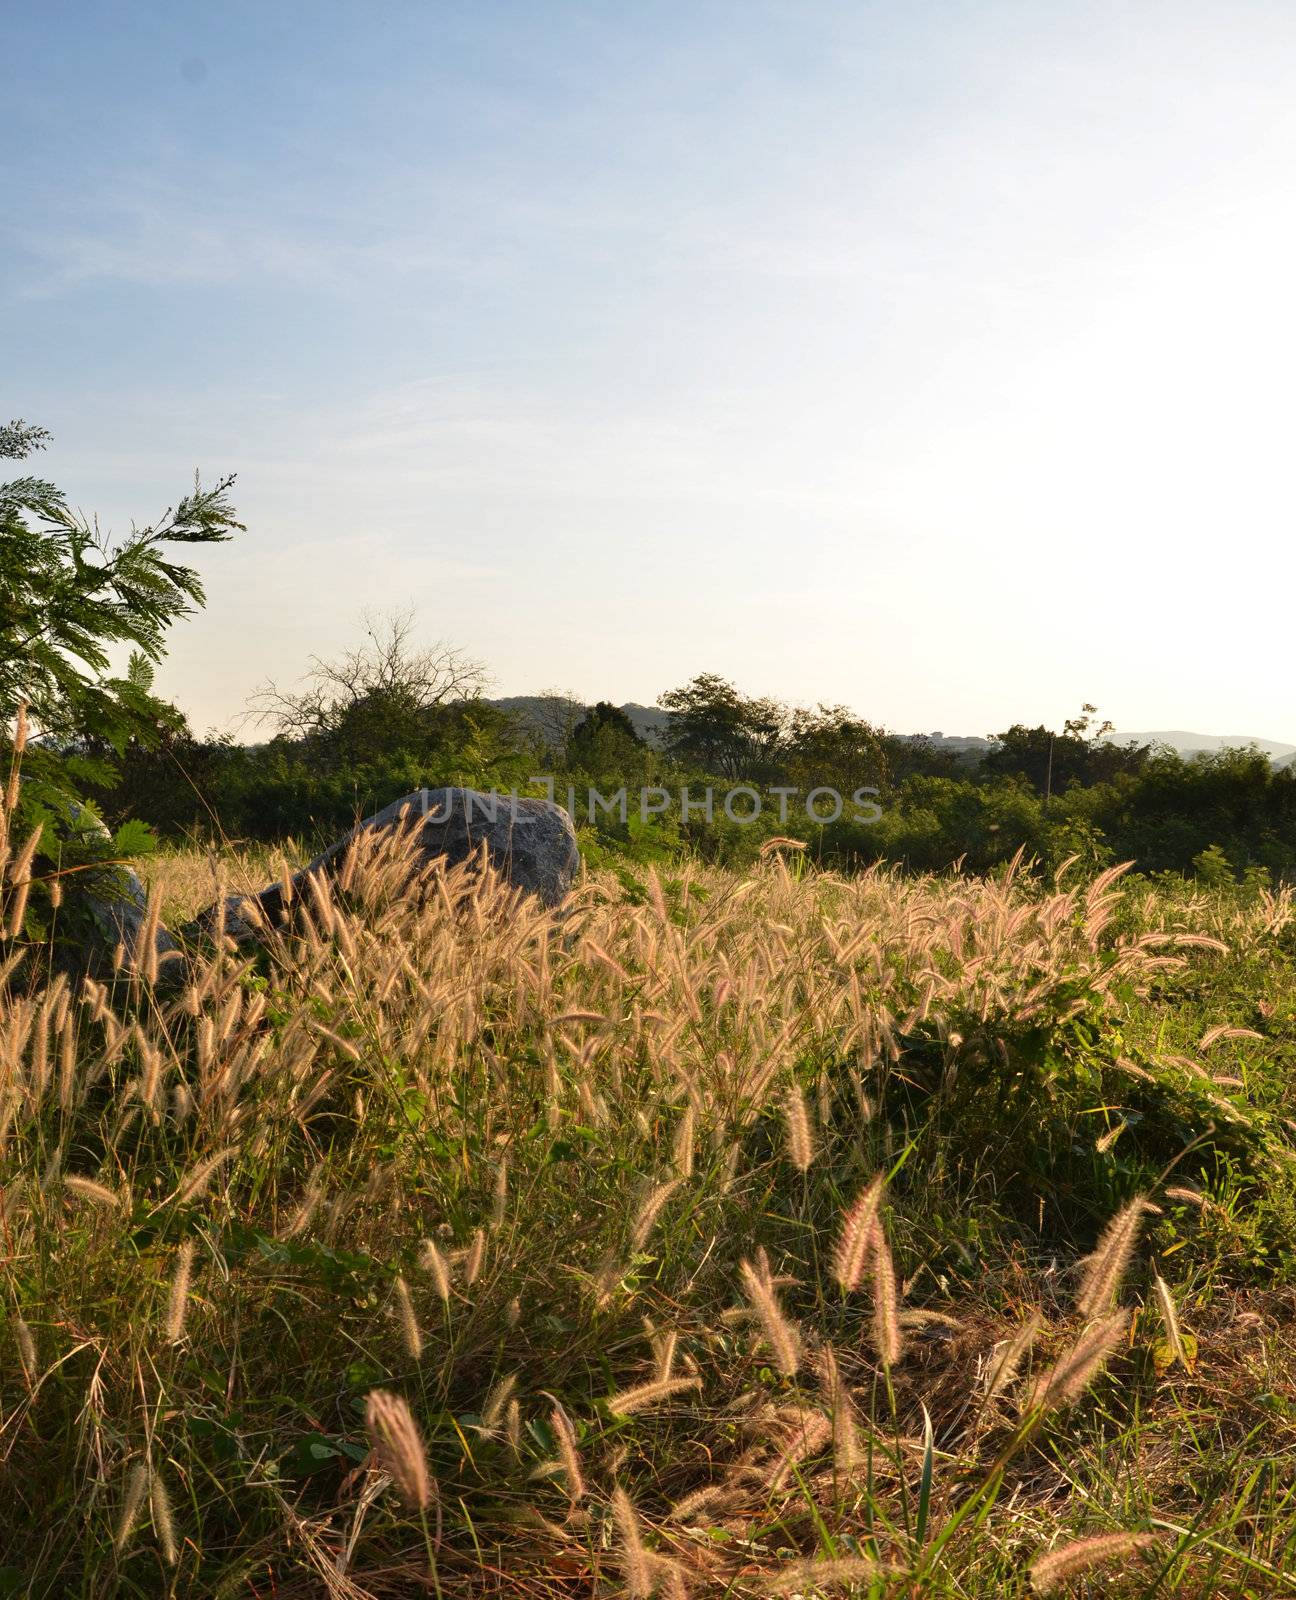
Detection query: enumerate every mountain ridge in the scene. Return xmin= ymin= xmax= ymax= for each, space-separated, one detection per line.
xmin=488 ymin=699 xmax=1295 ymax=761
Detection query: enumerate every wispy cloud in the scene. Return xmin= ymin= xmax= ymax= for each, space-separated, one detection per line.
xmin=12 ymin=179 xmax=404 ymax=295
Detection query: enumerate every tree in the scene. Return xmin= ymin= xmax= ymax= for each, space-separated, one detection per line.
xmin=525 ymin=689 xmax=587 ymax=765
xmin=250 ymin=608 xmax=490 ymax=764
xmin=569 ymin=701 xmax=649 ymax=778
xmin=878 ymin=733 xmax=976 ymax=785
xmin=983 ymin=705 xmax=1149 ymax=796
xmin=658 ymin=673 xmax=787 ymax=781
xmin=0 ymin=418 xmax=240 ymax=952
xmin=783 ymin=703 xmax=888 ymax=794
xmin=1 ymin=420 xmax=242 ymax=750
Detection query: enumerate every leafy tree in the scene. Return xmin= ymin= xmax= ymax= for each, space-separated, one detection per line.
xmin=983 ymin=723 xmax=1085 ymax=794
xmin=877 ymin=732 xmax=976 ymax=785
xmin=0 ymin=418 xmax=240 ymax=948
xmin=569 ymin=701 xmax=649 ymax=777
xmin=522 ymin=689 xmax=586 ymax=765
xmin=573 ymin=701 xmax=639 ymax=744
xmin=1192 ymin=842 xmax=1235 ymax=888
xmin=983 ymin=705 xmax=1149 ymax=795
xmin=783 ymin=703 xmax=888 ymax=794
xmin=1 ymin=420 xmax=241 ymax=752
xmin=658 ymin=673 xmax=786 ymax=781
xmin=868 ymin=773 xmax=1045 ymax=873
xmin=1104 ymin=746 xmax=1296 ymax=877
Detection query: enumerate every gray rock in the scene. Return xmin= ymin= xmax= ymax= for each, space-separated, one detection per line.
xmin=83 ymin=862 xmax=183 ymax=973
xmin=47 ymin=794 xmax=181 ymax=976
xmin=193 ymin=787 xmax=580 ymax=942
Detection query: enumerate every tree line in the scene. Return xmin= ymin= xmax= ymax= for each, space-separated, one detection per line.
xmin=91 ymin=617 xmax=1296 ymax=887
xmin=5 ymin=422 xmax=1294 ymax=908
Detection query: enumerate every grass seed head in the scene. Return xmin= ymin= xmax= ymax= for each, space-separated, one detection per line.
xmin=605 ymin=1375 xmax=702 ymax=1415
xmin=611 ymin=1486 xmax=653 ymax=1599
xmin=464 ymin=1227 xmax=486 ymax=1287
xmin=820 ymin=1345 xmax=863 ymax=1473
xmin=1076 ymin=1198 xmax=1150 ymax=1319
xmin=150 ymin=1471 xmax=178 ymax=1565
xmin=631 ymin=1177 xmax=681 ymax=1251
xmin=1026 ymin=1310 xmax=1129 ymax=1415
xmin=12 ymin=1315 xmax=35 ymax=1383
xmin=393 ymin=1274 xmax=423 ymax=1361
xmin=869 ymin=1223 xmax=904 ymax=1368
xmin=984 ymin=1311 xmax=1043 ymax=1405
xmin=482 ymin=1371 xmax=517 ymax=1430
xmin=419 ymin=1238 xmax=452 ymax=1301
xmin=763 ymin=1556 xmax=882 ymax=1592
xmin=165 ymin=1239 xmax=197 ymax=1344
xmin=833 ymin=1177 xmax=885 ymax=1293
xmin=1151 ymin=1270 xmax=1190 ymax=1370
xmin=63 ymin=1175 xmax=122 ymax=1210
xmin=739 ymin=1257 xmax=801 ymax=1376
xmin=491 ymin=1159 xmax=509 ymax=1228
xmin=365 ymin=1389 xmax=433 ymax=1510
xmin=114 ymin=1463 xmax=149 ymax=1552
xmin=782 ymin=1084 xmax=814 ymax=1171
xmin=1029 ymin=1531 xmax=1158 ymax=1592
xmin=549 ymin=1402 xmax=586 ymax=1503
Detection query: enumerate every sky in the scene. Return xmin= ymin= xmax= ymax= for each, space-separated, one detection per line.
xmin=5 ymin=0 xmax=1295 ymax=740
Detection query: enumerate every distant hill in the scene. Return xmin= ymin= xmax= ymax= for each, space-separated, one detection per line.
xmin=1108 ymin=731 xmax=1296 ymax=761
xmin=920 ymin=732 xmax=994 ymax=752
xmin=913 ymin=729 xmax=1296 ymax=763
xmin=616 ymin=703 xmax=671 ymax=742
xmin=489 ymin=696 xmax=670 ymax=744
xmin=488 ymin=702 xmax=1296 ymax=765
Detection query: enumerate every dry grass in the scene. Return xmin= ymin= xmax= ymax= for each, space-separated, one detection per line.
xmin=2 ymin=786 xmax=1295 ymax=1594
xmin=134 ymin=840 xmax=306 ymax=927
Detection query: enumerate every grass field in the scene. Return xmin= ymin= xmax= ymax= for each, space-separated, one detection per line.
xmin=3 ymin=829 xmax=1296 ymax=1596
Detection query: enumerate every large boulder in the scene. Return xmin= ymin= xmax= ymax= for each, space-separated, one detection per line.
xmin=83 ymin=862 xmax=183 ymax=973
xmin=193 ymin=787 xmax=580 ymax=943
xmin=46 ymin=794 xmax=181 ymax=978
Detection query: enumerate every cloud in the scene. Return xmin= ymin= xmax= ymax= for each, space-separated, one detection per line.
xmin=7 ymin=163 xmax=501 ymax=296
xmin=15 ymin=216 xmax=334 ymax=298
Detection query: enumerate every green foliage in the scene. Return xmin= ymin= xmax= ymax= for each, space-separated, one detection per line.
xmin=657 ymin=672 xmax=787 ymax=780
xmin=73 ymin=648 xmax=1296 ymax=890
xmin=0 ymin=419 xmax=239 ymax=953
xmin=983 ymin=704 xmax=1151 ymax=794
xmin=0 ymin=423 xmax=242 ymax=742
xmin=1193 ymin=843 xmax=1235 ymax=888
xmin=569 ymin=700 xmax=649 ymax=778
xmin=4 ymin=841 xmax=1295 ymax=1592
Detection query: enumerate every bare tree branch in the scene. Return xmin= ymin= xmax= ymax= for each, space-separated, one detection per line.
xmin=248 ymin=608 xmax=490 ymax=740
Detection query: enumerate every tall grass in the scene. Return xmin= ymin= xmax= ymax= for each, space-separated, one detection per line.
xmin=1 ymin=758 xmax=1294 ymax=1594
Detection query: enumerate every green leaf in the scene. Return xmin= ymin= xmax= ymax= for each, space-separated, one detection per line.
xmin=915 ymin=1404 xmax=935 ymax=1550
xmin=112 ymin=817 xmax=158 ymax=857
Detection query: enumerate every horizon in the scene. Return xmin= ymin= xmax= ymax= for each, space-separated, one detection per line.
xmin=492 ymin=696 xmax=1296 ymax=752
xmin=239 ymin=682 xmax=1296 ymax=755
xmin=6 ymin=1 xmax=1296 ymax=737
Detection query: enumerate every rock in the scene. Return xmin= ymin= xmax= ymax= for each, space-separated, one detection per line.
xmin=83 ymin=862 xmax=183 ymax=974
xmin=193 ymin=787 xmax=580 ymax=942
xmin=46 ymin=794 xmax=181 ymax=977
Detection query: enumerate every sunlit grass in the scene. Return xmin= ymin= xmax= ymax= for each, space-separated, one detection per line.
xmin=2 ymin=818 xmax=1295 ymax=1595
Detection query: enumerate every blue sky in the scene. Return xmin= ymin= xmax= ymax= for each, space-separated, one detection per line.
xmin=6 ymin=1 xmax=1295 ymax=738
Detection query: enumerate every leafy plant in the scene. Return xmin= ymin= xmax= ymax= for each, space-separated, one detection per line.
xmin=0 ymin=419 xmax=240 ymax=958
